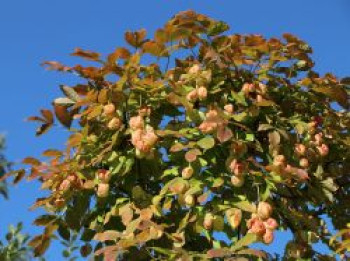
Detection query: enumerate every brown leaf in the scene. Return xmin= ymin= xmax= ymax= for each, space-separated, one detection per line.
xmin=268 ymin=130 xmax=280 ymax=147
xmin=107 ymin=47 xmax=131 ymax=64
xmin=71 ymin=48 xmax=100 ymax=61
xmin=42 ymin=149 xmax=63 ymax=158
xmin=13 ymin=169 xmax=26 ymax=184
xmin=142 ymin=41 xmax=168 ymax=57
xmin=26 ymin=116 xmax=46 ymax=123
xmin=207 ymin=248 xmax=232 ymax=258
xmin=125 ymin=29 xmax=147 ymax=48
xmin=22 ymin=157 xmax=41 ymax=166
xmin=185 ymin=149 xmax=201 ymax=162
xmin=94 ymin=230 xmax=120 ymax=242
xmin=42 ymin=61 xmax=71 ymax=71
xmin=35 ymin=123 xmax=52 ymax=136
xmin=54 ymin=104 xmax=72 ymax=128
xmin=40 ymin=109 xmax=54 ymax=124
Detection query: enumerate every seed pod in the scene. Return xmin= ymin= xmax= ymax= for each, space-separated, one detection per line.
xmin=129 ymin=115 xmax=144 ymax=130
xmin=317 ymin=144 xmax=329 ymax=156
xmin=231 ymin=175 xmax=244 ymax=187
xmin=299 ymin=158 xmax=309 ymax=168
xmin=189 ymin=64 xmax=200 ymax=74
xmin=224 ymin=104 xmax=234 ymax=114
xmin=182 ymin=166 xmax=194 ymax=179
xmin=226 ymin=208 xmax=242 ymax=229
xmin=203 ymin=213 xmax=215 ymax=230
xmin=184 ymin=194 xmax=195 ymax=207
xmin=59 ymin=179 xmax=71 ymax=192
xmin=263 ymin=229 xmax=274 ymax=244
xmin=97 ymin=183 xmax=109 ymax=198
xmin=98 ymin=169 xmax=111 ymax=183
xmin=248 ymin=218 xmax=266 ymax=236
xmin=186 ymin=89 xmax=198 ymax=102
xmin=257 ymin=202 xmax=273 ymax=220
xmin=273 ymin=155 xmax=286 ymax=167
xmin=264 ymin=218 xmax=278 ymax=230
xmin=295 ymin=144 xmax=306 ymax=156
xmin=107 ymin=117 xmax=122 ymax=130
xmin=197 ymin=86 xmax=208 ymax=100
xmin=103 ymin=103 xmax=115 ymax=116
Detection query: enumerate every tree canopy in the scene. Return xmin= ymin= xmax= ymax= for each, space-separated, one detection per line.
xmin=10 ymin=10 xmax=350 ymax=260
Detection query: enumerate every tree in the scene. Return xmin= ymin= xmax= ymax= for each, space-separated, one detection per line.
xmin=11 ymin=10 xmax=349 ymax=260
xmin=0 ymin=223 xmax=33 ymax=261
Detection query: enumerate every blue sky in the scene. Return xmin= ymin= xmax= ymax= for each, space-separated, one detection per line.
xmin=0 ymin=0 xmax=349 ymax=259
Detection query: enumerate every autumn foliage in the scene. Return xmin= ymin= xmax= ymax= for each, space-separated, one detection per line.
xmin=10 ymin=10 xmax=350 ymax=260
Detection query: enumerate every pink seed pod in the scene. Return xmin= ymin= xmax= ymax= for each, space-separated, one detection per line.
xmin=103 ymin=103 xmax=116 ymax=116
xmin=107 ymin=117 xmax=122 ymax=130
xmin=138 ymin=106 xmax=151 ymax=117
xmin=97 ymin=183 xmax=109 ymax=198
xmin=188 ymin=64 xmax=201 ymax=74
xmin=224 ymin=104 xmax=234 ymax=114
xmin=143 ymin=127 xmax=158 ymax=147
xmin=186 ymin=89 xmax=198 ymax=102
xmin=314 ymin=133 xmax=323 ymax=145
xmin=205 ymin=108 xmax=219 ymax=119
xmin=197 ymin=86 xmax=208 ymax=100
xmin=59 ymin=179 xmax=71 ymax=192
xmin=264 ymin=218 xmax=278 ymax=230
xmin=257 ymin=202 xmax=273 ymax=220
xmin=248 ymin=218 xmax=266 ymax=236
xmin=299 ymin=158 xmax=309 ymax=168
xmin=199 ymin=121 xmax=217 ymax=134
xmin=317 ymin=144 xmax=329 ymax=156
xmin=217 ymin=126 xmax=233 ymax=143
xmin=129 ymin=115 xmax=144 ymax=130
xmin=295 ymin=144 xmax=306 ymax=156
xmin=263 ymin=229 xmax=274 ymax=244
xmin=98 ymin=169 xmax=111 ymax=183
xmin=273 ymin=155 xmax=286 ymax=167
xmin=203 ymin=213 xmax=214 ymax=230
xmin=295 ymin=168 xmax=309 ymax=181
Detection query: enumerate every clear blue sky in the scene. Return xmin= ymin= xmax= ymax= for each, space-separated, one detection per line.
xmin=0 ymin=0 xmax=349 ymax=260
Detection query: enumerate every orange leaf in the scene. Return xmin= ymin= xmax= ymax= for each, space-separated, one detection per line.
xmin=125 ymin=29 xmax=147 ymax=48
xmin=71 ymin=48 xmax=100 ymax=61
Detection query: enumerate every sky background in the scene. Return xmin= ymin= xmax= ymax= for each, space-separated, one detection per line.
xmin=0 ymin=0 xmax=349 ymax=260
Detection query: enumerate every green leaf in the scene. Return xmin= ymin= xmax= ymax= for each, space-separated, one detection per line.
xmin=233 ymin=201 xmax=256 ymax=213
xmin=245 ymin=133 xmax=255 ymax=141
xmin=208 ymin=21 xmax=230 ymax=36
xmin=197 ymin=137 xmax=215 ymax=150
xmin=231 ymin=233 xmax=258 ymax=251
